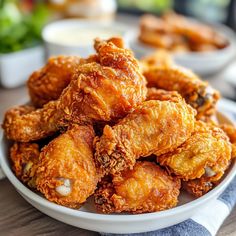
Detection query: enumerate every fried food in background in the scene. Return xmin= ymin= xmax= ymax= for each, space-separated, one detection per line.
xmin=94 ymin=99 xmax=195 ymax=175
xmin=94 ymin=161 xmax=181 ymax=214
xmin=142 ymin=60 xmax=220 ymax=119
xmin=158 ymin=121 xmax=232 ymax=181
xmin=139 ymin=12 xmax=228 ymax=52
xmin=36 ymin=125 xmax=100 ymax=209
xmin=10 ymin=142 xmax=40 ymax=188
xmin=59 ymin=37 xmax=147 ymax=124
xmin=2 ymin=101 xmax=60 ymax=142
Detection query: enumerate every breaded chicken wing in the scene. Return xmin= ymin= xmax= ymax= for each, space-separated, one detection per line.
xmin=146 ymin=87 xmax=182 ymax=103
xmin=2 ymin=38 xmax=147 ymax=142
xmin=143 ymin=64 xmax=220 ymax=119
xmin=158 ymin=121 xmax=232 ymax=181
xmin=59 ymin=37 xmax=147 ymax=124
xmin=28 ymin=56 xmax=83 ymax=107
xmin=220 ymin=124 xmax=236 ymax=158
xmin=36 ymin=125 xmax=100 ymax=208
xmin=94 ymin=99 xmax=196 ymax=175
xmin=10 ymin=142 xmax=40 ymax=188
xmin=140 ymin=50 xmax=173 ymax=73
xmin=94 ymin=161 xmax=181 ymax=214
xmin=2 ymin=101 xmax=60 ymax=142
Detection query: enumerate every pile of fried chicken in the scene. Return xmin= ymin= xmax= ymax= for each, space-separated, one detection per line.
xmin=2 ymin=37 xmax=236 ymax=214
xmin=139 ymin=12 xmax=228 ymax=52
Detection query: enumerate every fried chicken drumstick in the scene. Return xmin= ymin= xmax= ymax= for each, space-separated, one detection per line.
xmin=94 ymin=161 xmax=181 ymax=214
xmin=36 ymin=125 xmax=100 ymax=208
xmin=2 ymin=37 xmax=147 ymax=142
xmin=2 ymin=101 xmax=60 ymax=142
xmin=10 ymin=142 xmax=40 ymax=188
xmin=95 ymin=99 xmax=195 ymax=175
xmin=158 ymin=121 xmax=232 ymax=181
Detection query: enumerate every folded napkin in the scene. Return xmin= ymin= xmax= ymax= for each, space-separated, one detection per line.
xmin=101 ymin=98 xmax=236 ymax=236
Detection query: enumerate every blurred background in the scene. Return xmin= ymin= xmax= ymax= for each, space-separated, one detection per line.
xmin=0 ymin=0 xmax=236 ymax=108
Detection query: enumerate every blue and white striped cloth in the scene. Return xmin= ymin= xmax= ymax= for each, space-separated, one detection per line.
xmin=101 ymin=98 xmax=236 ymax=236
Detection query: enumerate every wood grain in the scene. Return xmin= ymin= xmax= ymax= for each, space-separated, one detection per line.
xmin=0 ymin=179 xmax=98 ymax=236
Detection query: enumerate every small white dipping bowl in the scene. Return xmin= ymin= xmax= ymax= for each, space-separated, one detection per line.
xmin=42 ymin=19 xmax=130 ymax=58
xmin=128 ymin=23 xmax=236 ymax=76
xmin=0 ymin=111 xmax=235 ymax=234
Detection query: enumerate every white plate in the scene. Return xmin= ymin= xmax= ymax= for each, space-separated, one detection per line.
xmin=0 ymin=112 xmax=235 ymax=234
xmin=128 ymin=23 xmax=236 ymax=76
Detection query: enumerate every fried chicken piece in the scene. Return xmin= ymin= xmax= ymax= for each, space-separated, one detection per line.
xmin=36 ymin=125 xmax=100 ymax=209
xmin=28 ymin=56 xmax=82 ymax=107
xmin=143 ymin=64 xmax=220 ymax=119
xmin=59 ymin=37 xmax=147 ymax=124
xmin=158 ymin=121 xmax=232 ymax=181
xmin=140 ymin=50 xmax=173 ymax=74
xmin=3 ymin=37 xmax=147 ymax=142
xmin=2 ymin=101 xmax=60 ymax=142
xmin=94 ymin=161 xmax=181 ymax=214
xmin=220 ymin=124 xmax=236 ymax=158
xmin=139 ymin=14 xmax=185 ymax=50
xmin=146 ymin=88 xmax=183 ymax=103
xmin=163 ymin=11 xmax=228 ymax=49
xmin=10 ymin=142 xmax=40 ymax=188
xmin=94 ymin=99 xmax=196 ymax=175
xmin=183 ymin=123 xmax=236 ymax=197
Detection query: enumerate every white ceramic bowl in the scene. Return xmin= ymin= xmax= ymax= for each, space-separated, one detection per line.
xmin=0 ymin=112 xmax=235 ymax=234
xmin=128 ymin=23 xmax=236 ymax=76
xmin=42 ymin=20 xmax=130 ymax=58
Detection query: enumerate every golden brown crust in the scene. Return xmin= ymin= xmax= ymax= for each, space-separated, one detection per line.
xmin=158 ymin=121 xmax=232 ymax=181
xmin=220 ymin=124 xmax=236 ymax=158
xmin=10 ymin=142 xmax=40 ymax=188
xmin=2 ymin=37 xmax=147 ymax=142
xmin=94 ymin=99 xmax=196 ymax=175
xmin=94 ymin=161 xmax=181 ymax=214
xmin=59 ymin=38 xmax=147 ymax=124
xmin=143 ymin=65 xmax=220 ymax=119
xmin=2 ymin=101 xmax=61 ymax=142
xmin=28 ymin=56 xmax=82 ymax=107
xmin=36 ymin=125 xmax=100 ymax=209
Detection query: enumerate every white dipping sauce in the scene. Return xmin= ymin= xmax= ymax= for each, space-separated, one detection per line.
xmin=47 ymin=27 xmax=121 ymax=46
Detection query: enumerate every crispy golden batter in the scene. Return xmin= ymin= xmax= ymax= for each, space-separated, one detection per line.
xmin=158 ymin=121 xmax=232 ymax=181
xmin=143 ymin=64 xmax=220 ymax=119
xmin=10 ymin=142 xmax=40 ymax=188
xmin=147 ymin=88 xmax=183 ymax=103
xmin=2 ymin=101 xmax=60 ymax=142
xmin=2 ymin=37 xmax=147 ymax=142
xmin=36 ymin=125 xmax=100 ymax=209
xmin=140 ymin=50 xmax=173 ymax=73
xmin=59 ymin=37 xmax=147 ymax=124
xmin=94 ymin=99 xmax=195 ymax=175
xmin=94 ymin=161 xmax=181 ymax=214
xmin=220 ymin=124 xmax=236 ymax=158
xmin=28 ymin=56 xmax=82 ymax=107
